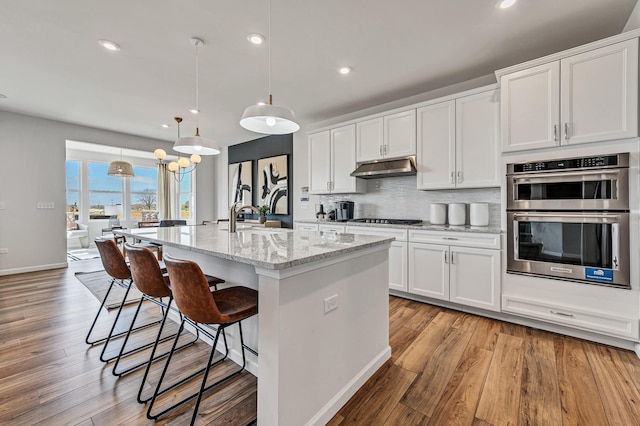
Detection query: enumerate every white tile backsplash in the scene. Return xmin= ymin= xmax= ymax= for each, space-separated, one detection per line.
xmin=319 ymin=176 xmax=501 ymax=227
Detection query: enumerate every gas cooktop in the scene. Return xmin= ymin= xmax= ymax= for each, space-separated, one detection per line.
xmin=349 ymin=218 xmax=423 ymax=225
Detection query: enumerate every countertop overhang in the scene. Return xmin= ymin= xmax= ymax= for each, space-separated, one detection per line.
xmin=114 ymin=225 xmax=393 ymax=270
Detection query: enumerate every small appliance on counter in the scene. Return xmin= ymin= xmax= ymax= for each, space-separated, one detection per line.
xmin=448 ymin=203 xmax=466 ymax=226
xmin=315 ymin=204 xmax=325 ymax=219
xmin=430 ymin=204 xmax=447 ymax=225
xmin=335 ymin=201 xmax=355 ymax=222
xmin=470 ymin=203 xmax=489 ymax=226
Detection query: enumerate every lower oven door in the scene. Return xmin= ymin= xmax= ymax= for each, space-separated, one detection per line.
xmin=507 ymin=211 xmax=630 ymax=288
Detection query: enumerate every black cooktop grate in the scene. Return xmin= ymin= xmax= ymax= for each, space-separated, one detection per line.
xmin=349 ymin=218 xmax=423 ymax=225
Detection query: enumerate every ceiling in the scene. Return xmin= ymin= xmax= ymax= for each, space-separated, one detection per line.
xmin=0 ymin=0 xmax=637 ymax=147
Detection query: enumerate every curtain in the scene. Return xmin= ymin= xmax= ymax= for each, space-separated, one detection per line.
xmin=158 ymin=163 xmax=176 ymax=220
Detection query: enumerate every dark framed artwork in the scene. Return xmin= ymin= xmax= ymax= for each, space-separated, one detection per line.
xmin=257 ymin=154 xmax=288 ymax=214
xmin=229 ymin=160 xmax=253 ymax=206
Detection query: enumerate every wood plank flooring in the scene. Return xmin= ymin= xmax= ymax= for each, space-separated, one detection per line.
xmin=1 ymin=260 xmax=640 ymax=425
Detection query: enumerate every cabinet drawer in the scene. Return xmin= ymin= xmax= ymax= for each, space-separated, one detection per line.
xmin=319 ymin=224 xmax=346 ymax=233
xmin=502 ymin=295 xmax=639 ymax=340
xmin=409 ymin=230 xmax=500 ymax=249
xmin=345 ymin=226 xmax=408 ymax=241
xmin=295 ymin=223 xmax=319 ymax=231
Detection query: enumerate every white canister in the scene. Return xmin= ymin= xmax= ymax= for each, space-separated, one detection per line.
xmin=448 ymin=203 xmax=466 ymax=226
xmin=430 ymin=203 xmax=447 ymax=225
xmin=470 ymin=203 xmax=489 ymax=227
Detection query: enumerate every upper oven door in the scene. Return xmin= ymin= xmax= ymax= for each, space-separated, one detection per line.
xmin=507 ymin=168 xmax=629 ymax=211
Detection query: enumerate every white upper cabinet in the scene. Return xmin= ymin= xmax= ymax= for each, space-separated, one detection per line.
xmin=356 ymin=110 xmax=416 ymax=162
xmin=501 ymin=38 xmax=638 ymax=152
xmin=308 ymin=125 xmax=366 ymax=195
xmin=417 ymin=89 xmax=499 ymax=190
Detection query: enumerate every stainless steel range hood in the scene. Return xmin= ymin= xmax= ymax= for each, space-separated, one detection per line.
xmin=350 ymin=156 xmax=417 ymax=179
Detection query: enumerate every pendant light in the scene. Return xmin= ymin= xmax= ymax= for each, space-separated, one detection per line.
xmin=173 ymin=37 xmax=221 ymax=156
xmin=107 ymin=148 xmax=135 ymax=177
xmin=240 ymin=0 xmax=300 ymax=135
xmin=154 ymin=117 xmax=202 ymax=182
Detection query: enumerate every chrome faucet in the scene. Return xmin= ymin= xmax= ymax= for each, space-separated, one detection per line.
xmin=229 ymin=202 xmax=259 ymax=233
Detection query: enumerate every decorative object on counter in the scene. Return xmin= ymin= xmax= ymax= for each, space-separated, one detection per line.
xmin=429 ymin=203 xmax=447 ymax=225
xmin=258 ymin=154 xmax=288 ymax=214
xmin=470 ymin=202 xmax=489 ymax=226
xmin=316 ymin=204 xmax=325 ymax=219
xmin=448 ymin=203 xmax=466 ymax=226
xmin=257 ymin=205 xmax=270 ymax=223
xmin=229 ymin=160 xmax=252 ymax=206
xmin=327 ymin=209 xmax=336 ymax=221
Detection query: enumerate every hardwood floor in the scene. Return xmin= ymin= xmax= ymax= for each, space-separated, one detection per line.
xmin=2 ymin=261 xmax=640 ymax=425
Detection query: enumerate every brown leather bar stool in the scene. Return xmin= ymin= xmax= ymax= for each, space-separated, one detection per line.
xmin=88 ymin=238 xmax=162 ymax=363
xmin=113 ymin=243 xmax=226 ymax=383
xmin=147 ymin=254 xmax=258 ymax=425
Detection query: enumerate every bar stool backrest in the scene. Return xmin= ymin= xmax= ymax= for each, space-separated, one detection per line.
xmin=163 ymin=254 xmax=224 ymax=324
xmin=124 ymin=243 xmax=172 ymax=298
xmin=159 ymin=220 xmax=187 ymax=227
xmin=95 ymin=237 xmax=131 ymax=280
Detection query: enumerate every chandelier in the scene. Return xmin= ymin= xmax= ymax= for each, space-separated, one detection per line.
xmin=154 ymin=117 xmax=201 ymax=182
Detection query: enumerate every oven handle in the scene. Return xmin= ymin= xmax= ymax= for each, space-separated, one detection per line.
xmin=512 ymin=212 xmax=622 ymax=224
xmin=510 ymin=169 xmax=621 ymax=184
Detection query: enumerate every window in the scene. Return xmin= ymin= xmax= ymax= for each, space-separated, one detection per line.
xmin=179 ymin=175 xmax=193 ymax=220
xmin=130 ymin=166 xmax=158 ymax=220
xmin=88 ymin=162 xmax=123 ymax=219
xmin=66 ymin=160 xmax=80 ymax=216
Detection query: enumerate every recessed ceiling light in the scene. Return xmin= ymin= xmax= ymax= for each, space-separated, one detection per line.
xmin=247 ymin=33 xmax=265 ymax=45
xmin=189 ymin=108 xmax=199 ymax=114
xmin=339 ymin=66 xmax=352 ymax=75
xmin=497 ymin=0 xmax=517 ymax=8
xmin=257 ymin=101 xmax=266 ymax=106
xmin=161 ymin=124 xmax=170 ymax=128
xmin=98 ymin=39 xmax=121 ymax=51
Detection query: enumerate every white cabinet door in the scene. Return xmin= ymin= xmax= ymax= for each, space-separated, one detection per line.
xmin=389 ymin=241 xmax=408 ymax=292
xmin=356 ymin=117 xmax=384 ymax=162
xmin=408 ymin=242 xmax=449 ymax=300
xmin=449 ymin=247 xmax=501 ymax=312
xmin=308 ymin=131 xmax=331 ymax=194
xmin=561 ymin=38 xmax=638 ymax=146
xmin=500 ymin=62 xmax=560 ymax=152
xmin=385 ymin=110 xmax=416 ymax=159
xmin=331 ymin=124 xmax=361 ymax=193
xmin=456 ymin=89 xmax=500 ymax=188
xmin=416 ymin=100 xmax=456 ymax=190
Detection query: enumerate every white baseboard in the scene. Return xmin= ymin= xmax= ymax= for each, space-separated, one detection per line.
xmin=0 ymin=262 xmax=68 ymax=276
xmin=306 ymin=345 xmax=392 ymax=426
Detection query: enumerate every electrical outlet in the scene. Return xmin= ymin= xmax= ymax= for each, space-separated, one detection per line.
xmin=0 ymin=248 xmax=8 ymax=254
xmin=0 ymin=201 xmax=5 ymax=209
xmin=324 ymin=294 xmax=338 ymax=314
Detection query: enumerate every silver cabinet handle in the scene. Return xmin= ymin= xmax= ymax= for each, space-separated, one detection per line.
xmin=564 ymin=123 xmax=570 ymax=140
xmin=550 ymin=310 xmax=574 ymax=318
xmin=450 ymin=252 xmax=455 ymax=264
xmin=444 ymin=251 xmax=448 ymax=264
xmin=553 ymin=124 xmax=558 ymax=142
xmin=457 ymin=171 xmax=462 ymax=183
xmin=450 ymin=172 xmax=455 ymax=184
xmin=384 ymin=145 xmax=388 ymax=156
xmin=379 ymin=145 xmax=383 ymax=156
xmin=443 ymin=237 xmax=458 ymax=240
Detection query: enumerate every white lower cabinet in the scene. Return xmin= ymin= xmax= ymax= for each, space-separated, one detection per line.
xmin=346 ymin=226 xmax=408 ymax=292
xmin=408 ymin=230 xmax=501 ymax=312
xmin=318 ymin=223 xmax=346 ymax=233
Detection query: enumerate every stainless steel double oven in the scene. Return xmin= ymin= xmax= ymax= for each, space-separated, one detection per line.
xmin=507 ymin=153 xmax=630 ymax=289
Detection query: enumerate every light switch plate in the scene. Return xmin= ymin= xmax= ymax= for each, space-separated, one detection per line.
xmin=37 ymin=202 xmax=55 ymax=209
xmin=0 ymin=202 xmax=5 ymax=209
xmin=0 ymin=248 xmax=8 ymax=254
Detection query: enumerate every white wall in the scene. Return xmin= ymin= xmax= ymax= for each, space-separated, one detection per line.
xmin=0 ymin=111 xmax=215 ymax=275
xmin=623 ymin=1 xmax=640 ymax=31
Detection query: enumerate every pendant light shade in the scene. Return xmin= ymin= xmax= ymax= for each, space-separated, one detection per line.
xmin=240 ymin=100 xmax=300 ymax=135
xmin=107 ymin=160 xmax=134 ymax=177
xmin=174 ymin=37 xmax=220 ymax=156
xmin=239 ymin=0 xmax=299 ymax=135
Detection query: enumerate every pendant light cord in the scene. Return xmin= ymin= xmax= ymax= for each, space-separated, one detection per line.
xmin=195 ymin=41 xmax=200 ymax=113
xmin=268 ymin=0 xmax=272 ymax=103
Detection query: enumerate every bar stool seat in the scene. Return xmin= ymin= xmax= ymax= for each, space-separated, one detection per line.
xmin=147 ymin=254 xmax=257 ymax=425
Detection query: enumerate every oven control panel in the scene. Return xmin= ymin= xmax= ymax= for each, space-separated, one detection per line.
xmin=511 ymin=154 xmax=625 ymax=173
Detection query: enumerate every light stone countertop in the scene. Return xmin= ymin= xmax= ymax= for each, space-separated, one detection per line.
xmin=296 ymin=219 xmax=503 ymax=234
xmin=115 ymin=225 xmax=393 ymax=270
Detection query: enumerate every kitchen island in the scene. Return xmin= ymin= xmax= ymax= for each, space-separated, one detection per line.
xmin=116 ymin=224 xmax=393 ymax=425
